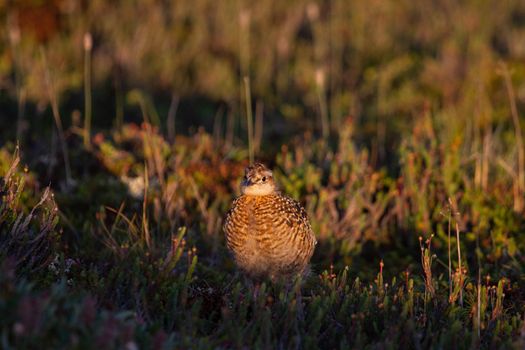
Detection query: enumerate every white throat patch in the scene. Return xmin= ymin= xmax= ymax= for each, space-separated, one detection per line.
xmin=242 ymin=183 xmax=275 ymax=196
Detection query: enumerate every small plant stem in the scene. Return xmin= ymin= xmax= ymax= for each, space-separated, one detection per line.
xmin=213 ymin=106 xmax=224 ymax=147
xmin=476 ymin=213 xmax=482 ymax=338
xmin=254 ymin=100 xmax=264 ymax=155
xmin=9 ymin=21 xmax=25 ymax=143
xmin=83 ymin=33 xmax=93 ymax=150
xmin=114 ymin=71 xmax=124 ymax=131
xmin=477 ymin=271 xmax=481 ymax=339
xmin=315 ymin=69 xmax=329 ymax=140
xmin=456 ymin=221 xmax=463 ymax=306
xmin=500 ymin=62 xmax=525 ymax=211
xmin=238 ymin=8 xmax=251 ymax=153
xmin=142 ymin=163 xmax=151 ymax=249
xmin=225 ymin=107 xmax=234 ymax=150
xmin=318 ymin=87 xmax=329 ymax=140
xmin=238 ymin=9 xmax=250 ymax=77
xmin=167 ymin=93 xmax=179 ymax=143
xmin=419 ymin=237 xmax=427 ymax=324
xmin=41 ymin=48 xmax=72 ymax=187
xmin=16 ymin=87 xmax=26 ymax=143
xmin=137 ymin=92 xmax=150 ymax=124
xmin=378 ymin=260 xmax=384 ymax=295
xmin=448 ymin=201 xmax=452 ymax=300
xmin=244 ymin=76 xmax=254 ymax=164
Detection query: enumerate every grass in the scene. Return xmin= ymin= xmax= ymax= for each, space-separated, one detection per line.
xmin=1 ymin=121 xmax=524 ymax=349
xmin=1 ymin=0 xmax=525 ymax=348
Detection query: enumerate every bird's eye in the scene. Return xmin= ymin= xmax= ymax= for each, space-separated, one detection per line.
xmin=262 ymin=176 xmax=266 ymax=182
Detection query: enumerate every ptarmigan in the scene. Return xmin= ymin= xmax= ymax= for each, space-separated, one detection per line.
xmin=223 ymin=162 xmax=317 ymax=282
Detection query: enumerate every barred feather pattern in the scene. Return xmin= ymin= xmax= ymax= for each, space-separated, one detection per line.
xmin=224 ymin=192 xmax=317 ymax=281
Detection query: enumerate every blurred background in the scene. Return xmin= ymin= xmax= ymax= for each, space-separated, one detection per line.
xmin=1 ymin=0 xmax=524 ymax=160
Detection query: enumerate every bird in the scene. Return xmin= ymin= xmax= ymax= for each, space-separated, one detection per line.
xmin=223 ymin=162 xmax=317 ymax=283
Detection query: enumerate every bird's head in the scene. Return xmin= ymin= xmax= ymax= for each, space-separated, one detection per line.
xmin=241 ymin=162 xmax=276 ymax=196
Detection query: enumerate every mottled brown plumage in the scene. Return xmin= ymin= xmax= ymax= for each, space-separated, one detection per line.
xmin=223 ymin=163 xmax=317 ymax=281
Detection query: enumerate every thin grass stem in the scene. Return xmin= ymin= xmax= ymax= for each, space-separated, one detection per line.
xmin=500 ymin=62 xmax=525 ymax=212
xmin=244 ymin=76 xmax=254 ymax=164
xmin=83 ymin=33 xmax=93 ymax=150
xmin=41 ymin=48 xmax=72 ymax=187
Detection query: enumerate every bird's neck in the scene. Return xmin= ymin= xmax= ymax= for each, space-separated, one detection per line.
xmin=242 ymin=185 xmax=275 ymax=196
